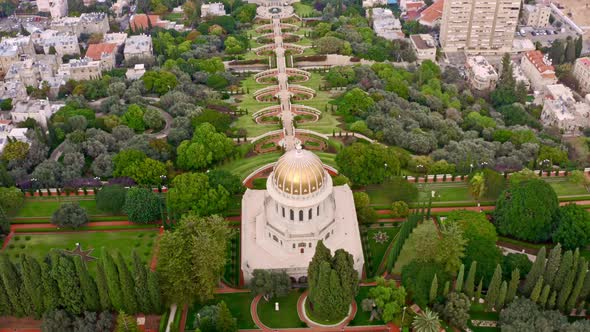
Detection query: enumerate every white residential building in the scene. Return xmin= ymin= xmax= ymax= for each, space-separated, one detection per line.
xmin=541 ymin=84 xmax=590 ymax=135
xmin=85 ymin=43 xmax=117 ymax=70
xmin=32 ymin=30 xmax=80 ymax=57
xmin=124 ymin=34 xmax=153 ymax=61
xmin=10 ymin=99 xmax=64 ymax=129
xmin=0 ymin=36 xmax=35 ymax=74
xmin=440 ymin=0 xmax=521 ymax=54
xmin=37 ymin=0 xmax=68 ymax=17
xmin=50 ymin=12 xmax=109 ymax=36
xmin=0 ymin=120 xmax=31 ymax=153
xmin=0 ymin=81 xmax=27 ymax=103
xmin=201 ymin=2 xmax=227 ymax=18
xmin=126 ymin=64 xmax=146 ymax=80
xmin=512 ymin=61 xmax=530 ymax=90
xmin=573 ymin=57 xmax=590 ymax=95
xmin=102 ymin=32 xmax=128 ymax=47
xmin=370 ymin=8 xmax=405 ymax=41
xmin=466 ymin=56 xmax=498 ymax=91
xmin=362 ymin=0 xmax=387 ymax=8
xmin=520 ymin=50 xmax=557 ymax=92
xmin=58 ymin=58 xmax=102 ymax=81
xmin=523 ymin=4 xmax=551 ymax=28
xmin=409 ymin=34 xmax=437 ymax=62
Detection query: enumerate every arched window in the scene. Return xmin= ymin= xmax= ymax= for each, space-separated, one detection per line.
xmin=325 ymin=232 xmax=330 ymax=240
xmin=282 ymin=207 xmax=285 ymax=218
xmin=317 ymin=206 xmax=320 ymax=216
xmin=290 ymin=209 xmax=294 ymax=220
xmin=308 ymin=209 xmax=312 ymax=220
xmin=299 ymin=210 xmax=303 ymax=221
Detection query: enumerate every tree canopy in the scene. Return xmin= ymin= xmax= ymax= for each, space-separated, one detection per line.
xmin=336 ymin=143 xmax=400 ymax=185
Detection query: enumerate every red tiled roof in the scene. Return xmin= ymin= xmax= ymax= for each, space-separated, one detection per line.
xmin=130 ymin=14 xmax=161 ymax=32
xmin=405 ymin=10 xmax=421 ymax=21
xmin=419 ymin=0 xmax=444 ymax=25
xmin=85 ymin=43 xmax=117 ymax=60
xmin=406 ymin=1 xmax=424 ymax=11
xmin=524 ymin=50 xmax=556 ymax=79
xmin=0 ymin=120 xmax=12 ymax=125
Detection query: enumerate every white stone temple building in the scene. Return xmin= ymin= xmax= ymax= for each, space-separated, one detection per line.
xmin=241 ymin=147 xmax=364 ymax=283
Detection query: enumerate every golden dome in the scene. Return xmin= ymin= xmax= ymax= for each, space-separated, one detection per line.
xmin=273 ymin=147 xmax=325 ymax=196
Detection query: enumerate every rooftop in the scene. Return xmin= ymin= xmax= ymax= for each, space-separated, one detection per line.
xmin=577 ymin=57 xmax=590 ymax=68
xmin=85 ymin=43 xmax=118 ymax=60
xmin=419 ymin=0 xmax=444 ymax=25
xmin=130 ymin=14 xmax=161 ymax=31
xmin=410 ymin=34 xmax=436 ymax=49
xmin=467 ymin=56 xmax=498 ymax=79
xmin=524 ymin=50 xmax=556 ymax=78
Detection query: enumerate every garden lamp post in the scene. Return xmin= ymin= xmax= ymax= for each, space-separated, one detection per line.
xmin=401 ymin=306 xmax=407 ymax=327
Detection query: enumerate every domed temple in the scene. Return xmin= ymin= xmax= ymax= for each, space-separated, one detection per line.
xmin=241 ymin=146 xmax=364 ymax=282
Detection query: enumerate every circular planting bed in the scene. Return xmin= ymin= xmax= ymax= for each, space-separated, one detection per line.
xmin=257 ymin=114 xmax=281 ymax=124
xmin=302 ymin=297 xmax=351 ymax=327
xmin=254 ymin=135 xmax=283 ymax=154
xmin=296 ymin=134 xmax=327 ymax=151
xmin=257 ymin=76 xmax=279 ymax=84
xmin=294 ymin=112 xmax=319 ymax=124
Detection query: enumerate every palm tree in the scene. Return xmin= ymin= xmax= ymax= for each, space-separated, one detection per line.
xmin=469 ymin=172 xmax=486 ymax=209
xmin=412 ymin=308 xmax=441 ymax=332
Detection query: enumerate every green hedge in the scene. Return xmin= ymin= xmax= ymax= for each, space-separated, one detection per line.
xmin=14 ymin=224 xmax=160 ymax=233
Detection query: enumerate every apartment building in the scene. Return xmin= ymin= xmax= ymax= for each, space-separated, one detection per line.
xmin=522 ymin=4 xmax=551 ymax=28
xmin=520 ymin=50 xmax=557 ymax=92
xmin=50 ymin=13 xmax=109 ymax=36
xmin=0 ymin=81 xmax=27 ymax=103
xmin=102 ymin=32 xmax=128 ymax=47
xmin=370 ymin=8 xmax=405 ymax=41
xmin=201 ymin=3 xmax=227 ymax=17
xmin=466 ymin=56 xmax=498 ymax=90
xmin=0 ymin=120 xmax=30 ymax=153
xmin=541 ymin=84 xmax=590 ymax=135
xmin=85 ymin=43 xmax=117 ymax=70
xmin=409 ymin=34 xmax=437 ymax=62
xmin=32 ymin=30 xmax=80 ymax=57
xmin=37 ymin=0 xmax=68 ymax=18
xmin=573 ymin=57 xmax=590 ymax=95
xmin=0 ymin=36 xmax=35 ymax=74
xmin=58 ymin=58 xmax=102 ymax=81
xmin=123 ymin=34 xmax=153 ymax=61
xmin=11 ymin=99 xmax=64 ymax=129
xmin=440 ymin=0 xmax=521 ymax=54
xmin=419 ymin=0 xmax=444 ymax=27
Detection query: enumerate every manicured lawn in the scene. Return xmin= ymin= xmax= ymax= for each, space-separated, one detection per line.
xmin=545 ymin=178 xmax=588 ymax=196
xmin=350 ymin=285 xmax=383 ymax=326
xmin=185 ymin=292 xmax=256 ymax=330
xmin=4 ymin=231 xmax=158 ymax=274
xmin=366 ymin=181 xmax=475 ymax=207
xmin=219 ymin=152 xmax=282 ymax=180
xmin=392 ymin=220 xmax=437 ymax=274
xmin=304 ymin=299 xmax=346 ymax=325
xmin=293 ymin=3 xmax=320 ymax=16
xmin=257 ymin=290 xmax=306 ymax=328
xmin=366 ymin=227 xmax=400 ymax=277
xmin=16 ymin=199 xmax=102 ymax=217
xmin=467 ymin=303 xmax=500 ymax=332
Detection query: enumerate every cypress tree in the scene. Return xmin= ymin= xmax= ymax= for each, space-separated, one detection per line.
xmin=524 ymin=247 xmax=546 ymax=296
xmin=147 ymin=271 xmax=162 ymax=314
xmin=496 ymin=281 xmax=507 ymax=310
xmin=506 ymin=268 xmax=520 ymax=304
xmin=74 ymin=256 xmax=100 ymax=312
xmin=565 ymin=38 xmax=577 ymax=63
xmin=485 ymin=265 xmax=502 ymax=311
xmin=557 ymin=267 xmax=576 ymax=312
xmin=21 ymin=255 xmax=45 ymax=318
xmin=566 ymin=259 xmax=588 ymax=312
xmin=116 ymin=252 xmax=138 ymax=314
xmin=443 ymin=281 xmax=450 ymax=296
xmin=544 ymin=243 xmax=562 ymax=287
xmin=465 ymin=261 xmax=477 ymax=298
xmin=539 ymin=284 xmax=551 ymax=307
xmin=132 ymin=251 xmax=151 ymax=313
xmin=0 ymin=273 xmax=13 ymax=316
xmin=579 ymin=271 xmax=590 ymax=299
xmin=103 ymin=251 xmax=124 ymax=311
xmin=0 ymin=255 xmax=30 ymax=316
xmin=455 ymin=264 xmax=465 ymax=293
xmin=475 ymin=278 xmax=483 ymax=303
xmin=216 ymin=301 xmax=237 ymax=332
xmin=548 ymin=290 xmax=557 ymax=309
xmin=96 ymin=261 xmax=111 ymax=311
xmin=40 ymin=259 xmax=60 ymax=312
xmin=530 ymin=276 xmax=544 ymax=304
xmin=575 ymin=36 xmax=583 ymax=58
xmin=429 ymin=274 xmax=438 ymax=304
xmin=554 ymin=250 xmax=573 ymax=291
xmin=116 ymin=310 xmax=138 ymax=331
xmin=308 ymin=240 xmax=331 ymax=305
xmin=53 ymin=256 xmax=84 ymax=315
xmin=573 ymin=249 xmax=580 ymax=274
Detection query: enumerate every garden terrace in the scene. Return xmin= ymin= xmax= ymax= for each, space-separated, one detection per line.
xmin=288 ymin=85 xmax=316 ymax=100
xmin=254 ymin=68 xmax=279 ymax=83
xmin=253 ymin=85 xmax=281 ymax=101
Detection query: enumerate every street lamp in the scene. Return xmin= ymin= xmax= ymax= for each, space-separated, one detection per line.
xmin=401 ymin=306 xmax=407 ymax=328
xmin=470 ymin=163 xmax=474 ymax=173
